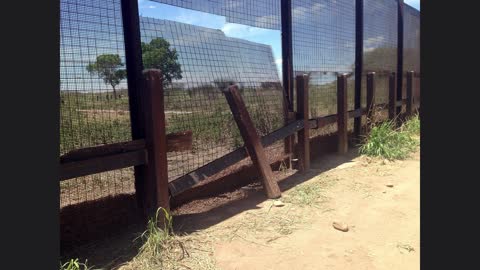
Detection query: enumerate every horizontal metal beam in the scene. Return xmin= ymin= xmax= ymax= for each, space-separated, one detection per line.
xmin=60 ymin=150 xmax=147 ymax=181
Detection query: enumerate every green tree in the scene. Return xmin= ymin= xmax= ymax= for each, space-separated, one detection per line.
xmin=141 ymin=38 xmax=182 ymax=86
xmin=86 ymin=54 xmax=126 ymax=98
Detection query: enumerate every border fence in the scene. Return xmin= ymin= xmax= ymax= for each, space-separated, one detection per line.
xmin=60 ymin=0 xmax=420 ymax=250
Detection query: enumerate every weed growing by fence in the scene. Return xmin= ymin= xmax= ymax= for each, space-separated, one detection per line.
xmin=59 ymin=258 xmax=91 ymax=270
xmin=401 ymin=114 xmax=420 ymax=137
xmin=359 ymin=115 xmax=420 ymax=160
xmin=120 ymin=208 xmax=217 ymax=270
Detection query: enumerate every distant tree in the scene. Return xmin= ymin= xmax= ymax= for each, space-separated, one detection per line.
xmin=86 ymin=54 xmax=126 ymax=99
xmin=141 ymin=37 xmax=182 ymax=86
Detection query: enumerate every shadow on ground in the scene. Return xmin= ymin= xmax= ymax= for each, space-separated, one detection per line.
xmin=64 ymin=148 xmax=360 ymax=269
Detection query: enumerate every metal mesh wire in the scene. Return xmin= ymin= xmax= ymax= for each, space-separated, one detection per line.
xmin=139 ymin=13 xmax=284 ymax=181
xmin=363 ymin=0 xmax=398 ymax=106
xmin=59 ymin=0 xmax=419 ymax=207
xmin=403 ymin=4 xmax=420 ymax=103
xmin=151 ymin=0 xmax=281 ymax=30
xmin=292 ymin=0 xmax=356 ymax=120
xmin=403 ymin=4 xmax=420 ymax=73
xmin=60 ymin=0 xmax=135 ymax=207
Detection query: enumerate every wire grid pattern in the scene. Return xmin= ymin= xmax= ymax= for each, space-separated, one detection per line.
xmin=403 ymin=4 xmax=420 ymax=73
xmin=151 ymin=0 xmax=281 ymax=30
xmin=60 ymin=0 xmax=135 ymax=207
xmin=292 ymin=0 xmax=356 ymax=119
xmin=139 ymin=16 xmax=284 ymax=181
xmin=362 ymin=0 xmax=398 ymax=108
xmin=403 ymin=4 xmax=420 ymax=101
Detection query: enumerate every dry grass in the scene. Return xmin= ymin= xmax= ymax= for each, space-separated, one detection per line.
xmin=117 ymin=171 xmax=338 ymax=269
xmin=117 ymin=208 xmax=218 ymax=270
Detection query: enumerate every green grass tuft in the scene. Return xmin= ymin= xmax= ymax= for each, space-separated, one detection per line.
xmin=59 ymin=259 xmax=91 ymax=270
xmin=359 ymin=115 xmax=420 ymax=160
xmin=401 ymin=114 xmax=420 ymax=136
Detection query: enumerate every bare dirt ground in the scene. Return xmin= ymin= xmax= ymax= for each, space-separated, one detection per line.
xmin=210 ymin=150 xmax=420 ymax=270
xmin=68 ymin=148 xmax=419 ymax=270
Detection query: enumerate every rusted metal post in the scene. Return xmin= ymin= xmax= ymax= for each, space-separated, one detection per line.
xmin=397 ymin=0 xmax=404 ymax=115
xmin=142 ymin=69 xmax=170 ymax=218
xmin=223 ymin=85 xmax=282 ymax=199
xmin=366 ymin=72 xmax=376 ymax=125
xmin=121 ymin=0 xmax=147 ymax=210
xmin=337 ymin=74 xmax=348 ymax=154
xmin=296 ymin=74 xmax=310 ymax=173
xmin=389 ymin=72 xmax=397 ymax=120
xmin=406 ymin=70 xmax=414 ymax=116
xmin=281 ymin=0 xmax=294 ymax=169
xmin=354 ymin=0 xmax=364 ymax=139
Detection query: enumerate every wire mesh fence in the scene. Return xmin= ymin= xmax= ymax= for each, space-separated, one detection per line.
xmin=60 ymin=0 xmax=135 ymax=207
xmin=363 ymin=0 xmax=398 ymax=107
xmin=403 ymin=3 xmax=420 ymax=103
xmin=60 ymin=0 xmax=420 ymax=247
xmin=139 ymin=7 xmax=284 ymax=181
xmin=291 ymin=0 xmax=356 ymax=137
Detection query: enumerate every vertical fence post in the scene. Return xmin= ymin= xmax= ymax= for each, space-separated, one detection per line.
xmin=296 ymin=74 xmax=310 ymax=173
xmin=337 ymin=74 xmax=348 ymax=154
xmin=389 ymin=72 xmax=397 ymax=121
xmin=121 ymin=0 xmax=147 ymax=210
xmin=366 ymin=72 xmax=376 ymax=125
xmin=406 ymin=70 xmax=414 ymax=116
xmin=281 ymin=0 xmax=294 ymax=169
xmin=141 ymin=69 xmax=170 ymax=219
xmin=223 ymin=85 xmax=282 ymax=199
xmin=354 ymin=0 xmax=364 ymax=139
xmin=397 ymin=0 xmax=404 ymax=115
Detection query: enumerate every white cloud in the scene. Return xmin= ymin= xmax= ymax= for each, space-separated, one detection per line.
xmin=148 ymin=5 xmax=156 ymax=9
xmin=221 ymin=23 xmax=269 ymax=38
xmin=275 ymin=59 xmax=283 ymax=78
xmin=364 ymin=36 xmax=385 ymax=52
xmin=291 ymin=2 xmax=325 ymax=22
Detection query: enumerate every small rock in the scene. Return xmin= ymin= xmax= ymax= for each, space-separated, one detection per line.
xmin=382 ymin=191 xmax=387 ymax=194
xmin=386 ymin=183 xmax=394 ymax=188
xmin=273 ymin=200 xmax=285 ymax=207
xmin=333 ymin=221 xmax=349 ymax=232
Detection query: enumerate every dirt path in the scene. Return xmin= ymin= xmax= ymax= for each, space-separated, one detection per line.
xmin=211 ymin=151 xmax=419 ymax=270
xmin=72 ymin=149 xmax=419 ymax=270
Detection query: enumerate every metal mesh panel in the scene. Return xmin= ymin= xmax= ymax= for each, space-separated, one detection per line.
xmin=403 ymin=4 xmax=420 ymax=73
xmin=139 ymin=13 xmax=284 ymax=181
xmin=60 ymin=0 xmax=135 ymax=206
xmin=292 ymin=0 xmax=356 ymax=119
xmin=151 ymin=0 xmax=281 ymax=30
xmin=404 ymin=4 xmax=420 ymax=103
xmin=363 ymin=0 xmax=398 ymax=106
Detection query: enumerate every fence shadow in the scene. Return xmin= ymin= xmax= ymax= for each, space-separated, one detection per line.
xmin=63 ymin=147 xmax=360 ymax=269
xmin=173 ymin=147 xmax=359 ymax=234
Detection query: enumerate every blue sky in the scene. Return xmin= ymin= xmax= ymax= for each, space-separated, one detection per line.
xmin=137 ymin=0 xmax=419 ymax=76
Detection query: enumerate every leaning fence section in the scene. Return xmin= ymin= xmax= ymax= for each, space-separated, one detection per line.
xmin=139 ymin=14 xmax=285 ymax=182
xmin=59 ymin=0 xmax=420 ymax=252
